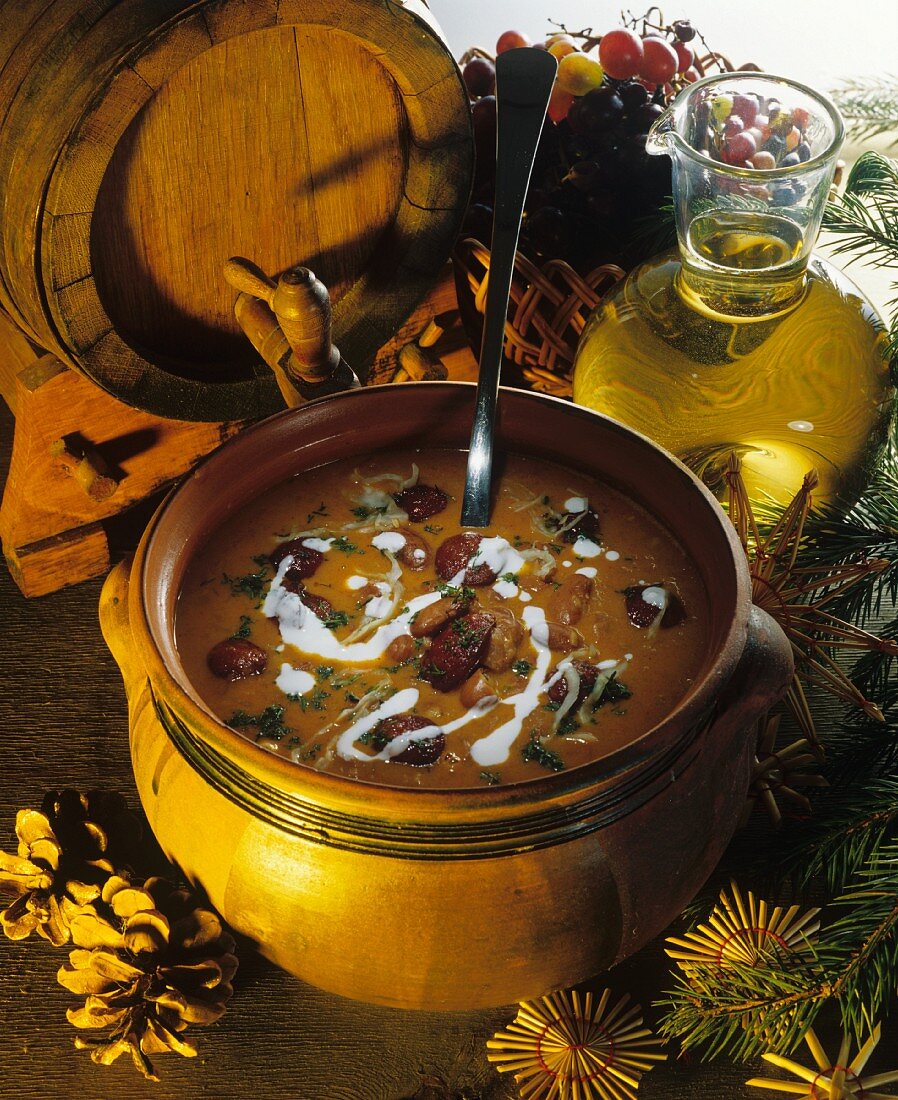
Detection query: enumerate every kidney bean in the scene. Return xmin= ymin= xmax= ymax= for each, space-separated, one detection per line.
xmin=420 ymin=611 xmax=496 ymax=692
xmin=547 ymin=660 xmax=598 ymax=706
xmin=550 ymin=573 xmax=593 ymax=626
xmin=207 ymin=639 xmax=268 ymax=680
xmin=540 ymin=621 xmax=583 ymax=651
xmin=409 ymin=594 xmax=471 ymax=638
xmin=561 ymin=507 xmax=601 ymax=545
xmin=435 ymin=532 xmax=496 ymax=586
xmin=392 ymin=484 xmax=449 ymax=522
xmin=482 ymin=605 xmax=524 ymax=672
xmin=374 ymin=714 xmax=445 ymax=767
xmin=518 ymin=575 xmax=544 ymax=595
xmin=386 ymin=635 xmax=417 ymax=664
xmin=269 ymin=539 xmax=323 ymax=578
xmin=396 ymin=527 xmax=431 ymax=571
xmin=624 ymin=584 xmax=686 ymax=629
xmin=298 ymin=588 xmax=336 ymax=623
xmin=355 ymin=583 xmax=383 ymax=602
xmin=459 ymin=671 xmax=496 ymax=709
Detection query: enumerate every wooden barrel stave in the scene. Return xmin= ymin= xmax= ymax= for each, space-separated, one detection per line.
xmin=1 ymin=0 xmax=472 ymax=421
xmin=2 ymin=1 xmax=197 ymax=348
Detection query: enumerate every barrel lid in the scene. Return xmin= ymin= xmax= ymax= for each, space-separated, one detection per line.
xmin=34 ymin=0 xmax=472 ymax=422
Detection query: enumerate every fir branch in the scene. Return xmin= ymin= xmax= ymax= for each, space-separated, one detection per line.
xmin=821 ymin=695 xmax=898 ymax=788
xmin=824 ymin=167 xmax=898 ymax=268
xmin=772 ymin=778 xmax=898 ymax=893
xmin=824 ymin=845 xmax=898 ymax=1036
xmin=833 ymin=77 xmax=898 ymax=145
xmin=823 ymin=152 xmax=898 ymax=360
xmin=800 ymin=453 xmax=898 ymax=624
xmin=849 ymin=617 xmax=898 ymax=697
xmin=658 ymin=950 xmax=828 ymax=1062
xmin=660 ymin=847 xmax=898 ymax=1060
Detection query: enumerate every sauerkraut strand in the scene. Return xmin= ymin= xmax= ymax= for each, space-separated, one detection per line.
xmin=519 ymin=547 xmax=556 ymax=577
xmin=577 ymin=663 xmax=629 ymax=726
xmin=316 ymin=679 xmax=393 ymax=767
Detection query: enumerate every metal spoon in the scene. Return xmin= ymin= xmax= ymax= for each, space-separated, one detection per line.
xmin=460 ymin=47 xmax=558 ymax=527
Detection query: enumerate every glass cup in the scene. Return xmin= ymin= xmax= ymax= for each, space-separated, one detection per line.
xmin=646 ymin=72 xmax=845 ymax=307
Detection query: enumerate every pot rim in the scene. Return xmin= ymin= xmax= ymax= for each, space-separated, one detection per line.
xmin=132 ymin=382 xmax=751 ymax=819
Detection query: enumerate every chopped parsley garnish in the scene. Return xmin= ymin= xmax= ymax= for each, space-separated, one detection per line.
xmin=451 ymin=617 xmax=480 ymax=649
xmin=423 ymin=523 xmax=443 ymax=534
xmin=316 ymin=665 xmax=335 ymax=679
xmin=222 ymin=562 xmax=271 ymax=601
xmin=306 ymin=502 xmax=328 ymax=523
xmin=227 ymin=704 xmax=290 ymax=741
xmin=557 ymin=715 xmax=580 ymax=737
xmin=591 ymin=675 xmax=632 ymax=710
xmin=297 ymin=742 xmax=322 ymax=760
xmin=357 ymin=728 xmax=389 ymax=751
xmin=543 ymin=701 xmax=561 ymax=712
xmin=290 ymin=688 xmax=329 ymax=712
xmin=479 ymin=770 xmax=501 ymax=786
xmin=500 ymin=572 xmax=519 ymax=584
xmin=436 ymin=582 xmax=475 ymax=605
xmin=332 ymin=536 xmax=362 ymax=554
xmin=321 ymin=610 xmax=351 ymax=631
xmin=351 ymin=505 xmax=388 ymax=520
xmin=230 ymin=614 xmax=253 ymax=639
xmin=511 ymin=660 xmax=532 ymax=677
xmin=521 ymin=736 xmax=565 ymax=772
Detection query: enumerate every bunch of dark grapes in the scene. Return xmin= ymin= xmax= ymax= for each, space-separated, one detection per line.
xmin=461 ymin=18 xmax=702 ymax=272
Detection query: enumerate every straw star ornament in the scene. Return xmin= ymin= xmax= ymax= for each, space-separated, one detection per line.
xmin=487 ymin=988 xmax=666 ymax=1099
xmin=725 ymin=455 xmax=898 ymax=751
xmin=665 ymin=881 xmax=821 ymax=973
xmin=742 ymin=714 xmax=828 ymax=828
xmin=747 ymin=1024 xmax=898 ymax=1098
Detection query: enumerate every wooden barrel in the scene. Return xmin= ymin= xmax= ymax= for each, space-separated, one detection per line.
xmin=0 ymin=0 xmax=471 ymax=421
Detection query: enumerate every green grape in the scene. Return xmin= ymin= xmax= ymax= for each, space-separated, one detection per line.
xmin=556 ymin=52 xmax=605 ymax=97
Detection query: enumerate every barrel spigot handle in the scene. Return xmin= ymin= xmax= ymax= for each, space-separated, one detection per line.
xmin=223 ymin=257 xmax=359 ymax=407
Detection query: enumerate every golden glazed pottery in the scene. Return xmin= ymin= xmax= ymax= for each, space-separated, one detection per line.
xmin=100 ymin=383 xmax=792 ymax=1011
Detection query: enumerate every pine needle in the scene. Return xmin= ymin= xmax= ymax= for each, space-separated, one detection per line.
xmin=834 ymin=77 xmax=898 ymax=145
xmin=772 ymin=778 xmax=898 ymax=893
xmin=823 ymin=151 xmax=898 ymax=361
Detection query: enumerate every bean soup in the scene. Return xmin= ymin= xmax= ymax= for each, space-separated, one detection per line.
xmin=175 ymin=449 xmax=709 ymax=788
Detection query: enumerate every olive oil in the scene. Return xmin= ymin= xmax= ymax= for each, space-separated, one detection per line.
xmin=575 ymin=74 xmax=898 ymax=509
xmin=572 ymin=233 xmax=895 ymax=509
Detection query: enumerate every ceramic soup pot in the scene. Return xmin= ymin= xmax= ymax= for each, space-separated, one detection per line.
xmin=100 ymin=382 xmax=792 ymax=1011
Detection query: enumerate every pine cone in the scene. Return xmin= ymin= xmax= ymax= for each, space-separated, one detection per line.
xmin=58 ymin=875 xmax=238 ymax=1081
xmin=0 ymin=790 xmax=136 ymax=945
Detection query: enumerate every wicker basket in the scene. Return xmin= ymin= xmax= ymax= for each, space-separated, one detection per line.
xmin=453 ymin=240 xmax=624 ymax=397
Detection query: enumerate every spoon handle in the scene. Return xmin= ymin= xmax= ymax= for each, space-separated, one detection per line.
xmin=460 ymin=47 xmax=558 ymax=528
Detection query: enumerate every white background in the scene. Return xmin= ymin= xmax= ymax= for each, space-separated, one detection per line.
xmin=428 ymin=0 xmax=898 ymax=91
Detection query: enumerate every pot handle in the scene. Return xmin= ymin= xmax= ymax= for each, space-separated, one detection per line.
xmin=717 ymin=604 xmax=794 ymax=729
xmin=99 ymin=557 xmax=145 ymax=701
